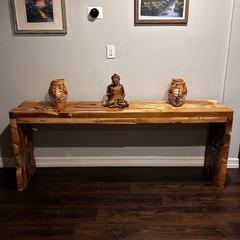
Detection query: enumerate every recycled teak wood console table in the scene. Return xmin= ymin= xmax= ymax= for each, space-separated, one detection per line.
xmin=9 ymin=100 xmax=233 ymax=191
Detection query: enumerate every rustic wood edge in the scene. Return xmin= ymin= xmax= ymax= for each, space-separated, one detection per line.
xmin=10 ymin=119 xmax=36 ymax=191
xmin=14 ymin=117 xmax=229 ymax=124
xmin=216 ymin=116 xmax=233 ymax=190
xmin=204 ymin=116 xmax=233 ymax=190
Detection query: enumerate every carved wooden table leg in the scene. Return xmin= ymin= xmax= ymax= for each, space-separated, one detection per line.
xmin=205 ymin=117 xmax=233 ymax=190
xmin=10 ymin=119 xmax=36 ymax=191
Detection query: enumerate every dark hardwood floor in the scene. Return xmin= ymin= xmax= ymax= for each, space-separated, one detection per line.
xmin=0 ymin=167 xmax=240 ymax=240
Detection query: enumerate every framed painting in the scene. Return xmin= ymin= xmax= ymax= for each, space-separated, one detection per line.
xmin=135 ymin=0 xmax=189 ymax=24
xmin=11 ymin=0 xmax=67 ymax=34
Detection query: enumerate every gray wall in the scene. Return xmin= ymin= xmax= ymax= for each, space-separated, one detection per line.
xmin=0 ymin=0 xmax=239 ymax=162
xmin=223 ymin=0 xmax=240 ymax=159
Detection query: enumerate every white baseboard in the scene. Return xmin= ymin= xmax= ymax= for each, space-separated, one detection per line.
xmin=0 ymin=156 xmax=239 ymax=168
xmin=227 ymin=158 xmax=240 ymax=169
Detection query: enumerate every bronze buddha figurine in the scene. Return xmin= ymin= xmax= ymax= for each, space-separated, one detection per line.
xmin=103 ymin=74 xmax=129 ymax=108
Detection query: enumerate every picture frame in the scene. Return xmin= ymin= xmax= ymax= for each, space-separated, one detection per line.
xmin=11 ymin=0 xmax=67 ymax=34
xmin=135 ymin=0 xmax=189 ymax=24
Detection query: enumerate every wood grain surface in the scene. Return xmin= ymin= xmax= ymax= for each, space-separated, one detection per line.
xmin=9 ymin=100 xmax=233 ymax=123
xmin=9 ymin=100 xmax=234 ymax=191
xmin=1 ymin=167 xmax=240 ymax=239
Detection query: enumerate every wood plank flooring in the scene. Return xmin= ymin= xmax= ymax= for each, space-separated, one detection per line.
xmin=0 ymin=167 xmax=240 ymax=240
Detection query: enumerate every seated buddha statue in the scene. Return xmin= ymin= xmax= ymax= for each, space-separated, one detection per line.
xmin=103 ymin=74 xmax=129 ymax=108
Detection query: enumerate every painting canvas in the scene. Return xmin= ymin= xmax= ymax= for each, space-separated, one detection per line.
xmin=25 ymin=0 xmax=54 ymax=23
xmin=11 ymin=0 xmax=67 ymax=33
xmin=135 ymin=0 xmax=189 ymax=24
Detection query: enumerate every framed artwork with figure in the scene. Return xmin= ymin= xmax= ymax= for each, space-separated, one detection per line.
xmin=135 ymin=0 xmax=189 ymax=24
xmin=11 ymin=0 xmax=67 ymax=34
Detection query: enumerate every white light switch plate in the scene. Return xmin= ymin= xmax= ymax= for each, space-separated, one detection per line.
xmin=106 ymin=45 xmax=115 ymax=59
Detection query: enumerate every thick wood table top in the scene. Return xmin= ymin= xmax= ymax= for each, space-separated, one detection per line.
xmin=9 ymin=100 xmax=233 ymax=124
xmin=9 ymin=100 xmax=234 ymax=191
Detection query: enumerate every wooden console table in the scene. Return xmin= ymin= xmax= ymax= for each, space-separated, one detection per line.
xmin=9 ymin=100 xmax=233 ymax=191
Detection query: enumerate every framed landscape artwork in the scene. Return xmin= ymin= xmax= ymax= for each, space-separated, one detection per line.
xmin=135 ymin=0 xmax=189 ymax=24
xmin=11 ymin=0 xmax=67 ymax=33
